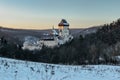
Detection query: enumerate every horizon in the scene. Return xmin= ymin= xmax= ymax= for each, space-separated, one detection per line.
xmin=0 ymin=25 xmax=86 ymax=30
xmin=0 ymin=0 xmax=120 ymax=29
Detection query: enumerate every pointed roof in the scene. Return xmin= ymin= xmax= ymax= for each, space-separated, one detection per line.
xmin=58 ymin=19 xmax=69 ymax=26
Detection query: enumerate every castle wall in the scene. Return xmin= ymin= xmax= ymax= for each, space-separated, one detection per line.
xmin=41 ymin=40 xmax=58 ymax=48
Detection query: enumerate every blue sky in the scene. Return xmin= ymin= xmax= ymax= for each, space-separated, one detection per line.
xmin=0 ymin=0 xmax=120 ymax=29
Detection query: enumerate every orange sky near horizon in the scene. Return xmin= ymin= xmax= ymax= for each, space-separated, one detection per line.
xmin=0 ymin=18 xmax=113 ymax=30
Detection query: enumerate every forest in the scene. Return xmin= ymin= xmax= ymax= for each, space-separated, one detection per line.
xmin=1 ymin=19 xmax=120 ymax=65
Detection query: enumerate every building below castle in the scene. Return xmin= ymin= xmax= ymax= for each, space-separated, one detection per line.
xmin=22 ymin=19 xmax=73 ymax=50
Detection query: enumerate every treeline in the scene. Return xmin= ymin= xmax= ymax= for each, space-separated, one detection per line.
xmin=1 ymin=19 xmax=120 ymax=65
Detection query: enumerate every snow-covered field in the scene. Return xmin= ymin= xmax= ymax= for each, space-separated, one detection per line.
xmin=0 ymin=57 xmax=120 ymax=80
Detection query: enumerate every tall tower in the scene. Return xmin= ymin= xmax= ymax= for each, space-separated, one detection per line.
xmin=58 ymin=19 xmax=69 ymax=38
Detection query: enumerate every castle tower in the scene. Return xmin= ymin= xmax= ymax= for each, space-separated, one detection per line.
xmin=58 ymin=19 xmax=69 ymax=38
xmin=52 ymin=26 xmax=58 ymax=36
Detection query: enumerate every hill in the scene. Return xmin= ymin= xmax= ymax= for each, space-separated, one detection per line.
xmin=1 ymin=19 xmax=120 ymax=65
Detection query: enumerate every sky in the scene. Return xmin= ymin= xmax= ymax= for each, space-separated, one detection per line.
xmin=0 ymin=0 xmax=120 ymax=29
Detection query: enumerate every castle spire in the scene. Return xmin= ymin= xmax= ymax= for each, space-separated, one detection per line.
xmin=52 ymin=25 xmax=54 ymax=29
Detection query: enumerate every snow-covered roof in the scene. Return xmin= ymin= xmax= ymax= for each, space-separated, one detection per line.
xmin=52 ymin=29 xmax=58 ymax=36
xmin=58 ymin=19 xmax=69 ymax=26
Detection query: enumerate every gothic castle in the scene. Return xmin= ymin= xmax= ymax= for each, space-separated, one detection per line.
xmin=22 ymin=19 xmax=73 ymax=50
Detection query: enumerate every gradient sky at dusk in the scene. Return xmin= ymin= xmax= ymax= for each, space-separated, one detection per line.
xmin=0 ymin=0 xmax=120 ymax=29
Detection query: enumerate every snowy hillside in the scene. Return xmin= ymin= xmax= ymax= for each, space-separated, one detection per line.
xmin=0 ymin=57 xmax=120 ymax=80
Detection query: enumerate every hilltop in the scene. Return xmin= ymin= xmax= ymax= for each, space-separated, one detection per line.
xmin=1 ymin=19 xmax=120 ymax=65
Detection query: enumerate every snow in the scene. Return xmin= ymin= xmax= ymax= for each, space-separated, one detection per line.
xmin=0 ymin=57 xmax=120 ymax=80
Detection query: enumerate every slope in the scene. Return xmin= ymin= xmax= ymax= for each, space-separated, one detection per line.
xmin=0 ymin=57 xmax=120 ymax=80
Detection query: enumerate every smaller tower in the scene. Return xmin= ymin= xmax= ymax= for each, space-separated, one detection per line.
xmin=58 ymin=19 xmax=69 ymax=38
xmin=52 ymin=26 xmax=58 ymax=36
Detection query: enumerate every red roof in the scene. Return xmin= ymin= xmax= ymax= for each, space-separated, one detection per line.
xmin=58 ymin=19 xmax=69 ymax=26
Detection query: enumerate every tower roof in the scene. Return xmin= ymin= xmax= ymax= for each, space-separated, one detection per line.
xmin=58 ymin=19 xmax=69 ymax=26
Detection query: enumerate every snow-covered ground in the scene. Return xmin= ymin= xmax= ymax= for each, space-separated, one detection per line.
xmin=0 ymin=57 xmax=120 ymax=80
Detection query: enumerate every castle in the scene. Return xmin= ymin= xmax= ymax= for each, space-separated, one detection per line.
xmin=22 ymin=19 xmax=73 ymax=50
